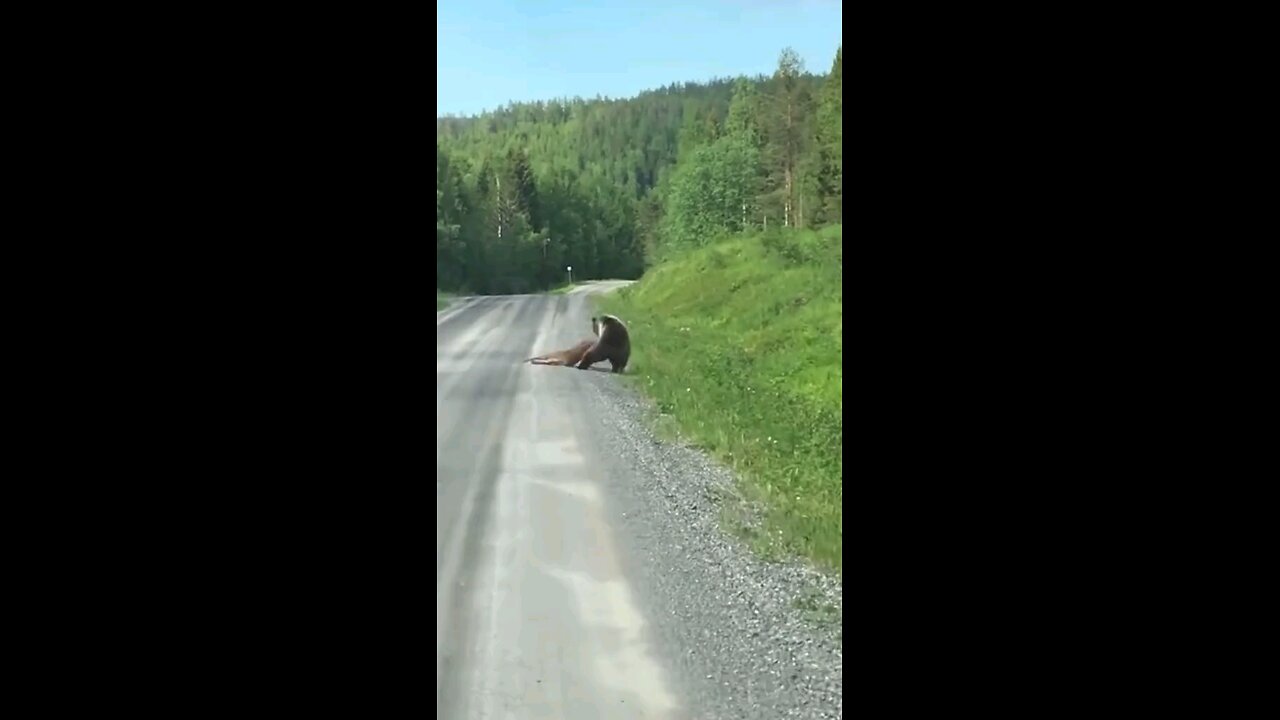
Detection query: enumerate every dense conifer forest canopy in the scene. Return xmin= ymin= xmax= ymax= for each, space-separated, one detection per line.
xmin=436 ymin=45 xmax=841 ymax=294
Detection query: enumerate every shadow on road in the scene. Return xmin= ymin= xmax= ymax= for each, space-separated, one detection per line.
xmin=526 ymin=365 xmax=621 ymax=374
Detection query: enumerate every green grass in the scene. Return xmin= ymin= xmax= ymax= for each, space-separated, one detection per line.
xmin=547 ymin=283 xmax=576 ymax=295
xmin=598 ymin=225 xmax=842 ymax=573
xmin=437 ymin=292 xmax=451 ymax=311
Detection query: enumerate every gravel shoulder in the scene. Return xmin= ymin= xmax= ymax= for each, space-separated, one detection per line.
xmin=437 ymin=288 xmax=841 ymax=720
xmin=575 ymin=360 xmax=843 ymax=720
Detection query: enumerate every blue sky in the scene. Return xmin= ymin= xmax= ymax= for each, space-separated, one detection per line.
xmin=437 ymin=0 xmax=842 ymax=116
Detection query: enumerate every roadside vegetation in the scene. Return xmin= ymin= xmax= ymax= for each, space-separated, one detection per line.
xmin=599 ymin=226 xmax=842 ymax=572
xmin=438 ymin=42 xmax=843 ymax=572
xmin=437 ymin=292 xmax=450 ymax=311
xmin=437 ymin=45 xmax=841 ymax=296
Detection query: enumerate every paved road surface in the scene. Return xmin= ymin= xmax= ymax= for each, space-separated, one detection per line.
xmin=438 ymin=282 xmax=843 ymax=720
xmin=436 ymin=282 xmax=683 ymax=719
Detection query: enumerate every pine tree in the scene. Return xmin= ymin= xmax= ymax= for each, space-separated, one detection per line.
xmin=761 ymin=48 xmax=813 ymax=228
xmin=435 ymin=50 xmax=835 ymax=292
xmin=816 ymin=45 xmax=842 ymax=224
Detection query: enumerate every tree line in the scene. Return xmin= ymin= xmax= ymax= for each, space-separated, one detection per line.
xmin=436 ymin=44 xmax=842 ymax=294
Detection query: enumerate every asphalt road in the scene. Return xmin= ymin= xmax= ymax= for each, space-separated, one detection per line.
xmin=438 ymin=282 xmax=843 ymax=720
xmin=436 ymin=281 xmax=682 ymax=719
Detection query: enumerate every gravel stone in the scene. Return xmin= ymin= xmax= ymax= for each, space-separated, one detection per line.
xmin=577 ymin=372 xmax=843 ymax=719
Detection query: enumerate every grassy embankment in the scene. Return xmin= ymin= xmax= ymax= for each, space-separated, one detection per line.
xmin=436 ymin=292 xmax=450 ymax=310
xmin=598 ymin=225 xmax=842 ymax=573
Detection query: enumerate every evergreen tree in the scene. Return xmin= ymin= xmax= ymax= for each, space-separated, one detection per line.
xmin=760 ymin=48 xmax=813 ymax=229
xmin=435 ymin=44 xmax=838 ymax=294
xmin=816 ymin=45 xmax=842 ymax=224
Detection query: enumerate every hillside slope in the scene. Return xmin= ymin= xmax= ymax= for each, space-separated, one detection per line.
xmin=599 ymin=226 xmax=842 ymax=571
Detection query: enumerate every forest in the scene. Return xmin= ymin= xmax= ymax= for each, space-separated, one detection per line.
xmin=436 ymin=45 xmax=842 ymax=294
